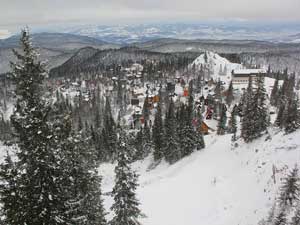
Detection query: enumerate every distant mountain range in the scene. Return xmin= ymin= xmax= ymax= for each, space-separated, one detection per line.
xmin=0 ymin=32 xmax=119 ymax=51
xmin=62 ymin=23 xmax=300 ymax=44
xmin=130 ymin=38 xmax=300 ymax=53
xmin=1 ymin=30 xmax=300 ymax=75
xmin=0 ymin=33 xmax=120 ymax=74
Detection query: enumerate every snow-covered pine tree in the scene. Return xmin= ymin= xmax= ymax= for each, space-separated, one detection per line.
xmin=204 ymin=51 xmax=208 ymax=63
xmin=241 ymin=76 xmax=256 ymax=142
xmin=242 ymin=74 xmax=269 ymax=142
xmin=1 ymin=29 xmax=67 ymax=225
xmin=275 ymin=103 xmax=286 ymax=128
xmin=102 ymin=96 xmax=117 ymax=161
xmin=177 ymin=103 xmax=204 ymax=157
xmin=164 ymin=98 xmax=181 ymax=164
xmin=214 ymin=79 xmax=222 ymax=102
xmin=52 ymin=112 xmax=107 ymax=225
xmin=110 ymin=130 xmax=143 ymax=225
xmin=142 ymin=120 xmax=152 ymax=158
xmin=134 ymin=126 xmax=144 ymax=160
xmin=279 ymin=165 xmax=300 ymax=207
xmin=237 ymin=90 xmax=246 ymax=117
xmin=270 ymin=76 xmax=279 ymax=106
xmin=254 ymin=74 xmax=269 ymax=137
xmin=273 ymin=210 xmax=287 ymax=225
xmin=132 ymin=121 xmax=151 ymax=161
xmin=94 ymin=105 xmax=101 ymax=130
xmin=265 ymin=202 xmax=277 ymax=225
xmin=291 ymin=207 xmax=300 ymax=225
xmin=217 ymin=104 xmax=227 ymax=135
xmin=225 ymin=81 xmax=234 ymax=106
xmin=142 ymin=95 xmax=150 ymax=121
xmin=152 ymin=102 xmax=165 ymax=161
xmin=284 ymin=94 xmax=299 ymax=133
xmin=0 ymin=153 xmax=20 ymax=224
xmin=228 ymin=105 xmax=238 ymax=141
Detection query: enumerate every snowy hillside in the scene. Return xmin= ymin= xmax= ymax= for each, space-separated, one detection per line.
xmin=99 ymin=129 xmax=300 ymax=225
xmin=191 ymin=51 xmax=243 ymax=83
xmin=189 ymin=52 xmax=281 ymax=94
xmin=191 ymin=51 xmax=242 ymax=74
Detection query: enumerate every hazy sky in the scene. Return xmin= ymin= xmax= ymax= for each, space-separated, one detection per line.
xmin=0 ymin=0 xmax=300 ymax=34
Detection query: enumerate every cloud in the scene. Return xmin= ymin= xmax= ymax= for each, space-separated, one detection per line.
xmin=0 ymin=0 xmax=300 ymax=30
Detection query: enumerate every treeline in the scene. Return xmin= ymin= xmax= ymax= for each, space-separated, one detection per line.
xmin=238 ymin=72 xmax=299 ymax=143
xmin=50 ymin=46 xmax=197 ymax=79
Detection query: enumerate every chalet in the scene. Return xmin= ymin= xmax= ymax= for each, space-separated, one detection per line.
xmin=198 ymin=121 xmax=214 ymax=135
xmin=232 ymin=69 xmax=266 ymax=85
xmin=200 ymin=122 xmax=209 ymax=135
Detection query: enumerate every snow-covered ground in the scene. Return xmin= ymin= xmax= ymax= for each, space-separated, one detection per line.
xmin=0 ymin=125 xmax=298 ymax=225
xmin=99 ymin=129 xmax=300 ymax=225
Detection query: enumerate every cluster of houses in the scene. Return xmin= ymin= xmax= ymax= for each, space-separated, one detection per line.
xmin=43 ymin=59 xmax=280 ymax=136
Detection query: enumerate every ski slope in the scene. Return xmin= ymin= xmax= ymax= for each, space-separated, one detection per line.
xmin=99 ymin=129 xmax=300 ymax=225
xmin=191 ymin=51 xmax=243 ymax=84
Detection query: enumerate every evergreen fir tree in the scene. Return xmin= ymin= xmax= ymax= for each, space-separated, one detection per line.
xmin=134 ymin=127 xmax=144 ymax=160
xmin=177 ymin=103 xmax=204 ymax=157
xmin=164 ymin=98 xmax=181 ymax=163
xmin=225 ymin=81 xmax=234 ymax=106
xmin=254 ymin=74 xmax=269 ymax=137
xmin=102 ymin=96 xmax=117 ymax=161
xmin=241 ymin=76 xmax=256 ymax=142
xmin=273 ymin=211 xmax=287 ymax=225
xmin=291 ymin=207 xmax=300 ymax=225
xmin=0 ymin=153 xmax=20 ymax=224
xmin=270 ymin=77 xmax=279 ymax=106
xmin=110 ymin=130 xmax=143 ymax=225
xmin=94 ymin=105 xmax=101 ymax=130
xmin=217 ymin=104 xmax=227 ymax=135
xmin=242 ymin=75 xmax=268 ymax=142
xmin=142 ymin=95 xmax=150 ymax=121
xmin=152 ymin=102 xmax=165 ymax=161
xmin=279 ymin=166 xmax=300 ymax=207
xmin=1 ymin=29 xmax=67 ymax=225
xmin=284 ymin=94 xmax=299 ymax=133
xmin=142 ymin=120 xmax=152 ymax=158
xmin=275 ymin=103 xmax=286 ymax=128
xmin=53 ymin=113 xmax=107 ymax=225
xmin=214 ymin=79 xmax=223 ymax=102
xmin=228 ymin=106 xmax=238 ymax=141
xmin=204 ymin=51 xmax=208 ymax=63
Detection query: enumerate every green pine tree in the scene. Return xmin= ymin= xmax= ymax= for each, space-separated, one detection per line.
xmin=110 ymin=130 xmax=144 ymax=225
xmin=152 ymin=102 xmax=165 ymax=161
xmin=1 ymin=29 xmax=67 ymax=225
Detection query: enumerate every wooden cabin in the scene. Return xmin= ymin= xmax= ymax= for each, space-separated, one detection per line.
xmin=199 ymin=121 xmax=210 ymax=135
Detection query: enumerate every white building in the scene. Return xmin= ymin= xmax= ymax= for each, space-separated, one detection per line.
xmin=232 ymin=69 xmax=267 ymax=85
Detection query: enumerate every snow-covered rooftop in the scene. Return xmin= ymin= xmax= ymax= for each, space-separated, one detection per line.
xmin=233 ymin=69 xmax=267 ymax=75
